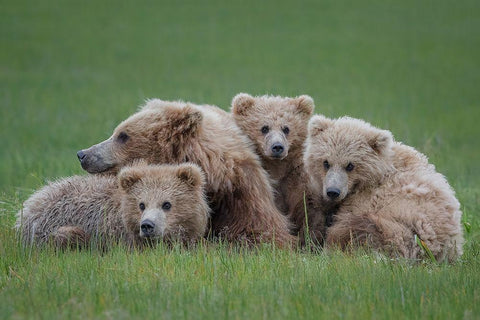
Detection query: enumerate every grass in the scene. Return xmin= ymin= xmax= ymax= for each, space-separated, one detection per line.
xmin=2 ymin=231 xmax=480 ymax=319
xmin=1 ymin=0 xmax=479 ymax=319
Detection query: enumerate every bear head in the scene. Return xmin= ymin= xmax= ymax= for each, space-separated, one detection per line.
xmin=231 ymin=93 xmax=314 ymax=160
xmin=77 ymin=99 xmax=203 ymax=174
xmin=118 ymin=161 xmax=209 ymax=242
xmin=304 ymin=115 xmax=394 ymax=203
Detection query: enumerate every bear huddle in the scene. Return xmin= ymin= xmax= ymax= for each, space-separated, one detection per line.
xmin=16 ymin=94 xmax=464 ymax=262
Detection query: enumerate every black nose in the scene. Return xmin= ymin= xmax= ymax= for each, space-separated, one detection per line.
xmin=271 ymin=143 xmax=284 ymax=156
xmin=141 ymin=219 xmax=155 ymax=236
xmin=77 ymin=150 xmax=86 ymax=161
xmin=326 ymin=187 xmax=341 ymax=200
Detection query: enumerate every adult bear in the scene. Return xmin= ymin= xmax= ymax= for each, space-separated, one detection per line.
xmin=77 ymin=99 xmax=293 ymax=247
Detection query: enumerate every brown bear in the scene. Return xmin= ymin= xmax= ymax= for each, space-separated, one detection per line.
xmin=76 ymin=99 xmax=293 ymax=247
xmin=304 ymin=115 xmax=464 ymax=262
xmin=16 ymin=162 xmax=210 ymax=249
xmin=231 ymin=93 xmax=324 ymax=245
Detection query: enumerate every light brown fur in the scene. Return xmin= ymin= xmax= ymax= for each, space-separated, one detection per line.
xmin=304 ymin=116 xmax=464 ymax=262
xmin=231 ymin=93 xmax=324 ymax=245
xmin=77 ymin=100 xmax=294 ymax=247
xmin=16 ymin=163 xmax=210 ymax=249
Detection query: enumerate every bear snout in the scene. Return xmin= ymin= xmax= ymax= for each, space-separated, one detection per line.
xmin=76 ymin=142 xmax=116 ymax=174
xmin=140 ymin=219 xmax=155 ymax=237
xmin=77 ymin=149 xmax=97 ymax=172
xmin=271 ymin=143 xmax=285 ymax=158
xmin=323 ymin=169 xmax=348 ymax=202
xmin=77 ymin=150 xmax=86 ymax=161
xmin=76 ymin=149 xmax=92 ymax=171
xmin=326 ymin=187 xmax=341 ymax=200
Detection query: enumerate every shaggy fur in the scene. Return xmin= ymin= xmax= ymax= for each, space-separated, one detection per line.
xmin=16 ymin=163 xmax=210 ymax=249
xmin=77 ymin=100 xmax=294 ymax=247
xmin=304 ymin=115 xmax=464 ymax=262
xmin=231 ymin=93 xmax=324 ymax=245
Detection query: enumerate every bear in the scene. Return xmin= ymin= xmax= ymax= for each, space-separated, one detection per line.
xmin=76 ymin=99 xmax=294 ymax=247
xmin=231 ymin=93 xmax=324 ymax=245
xmin=16 ymin=162 xmax=210 ymax=249
xmin=303 ymin=115 xmax=464 ymax=262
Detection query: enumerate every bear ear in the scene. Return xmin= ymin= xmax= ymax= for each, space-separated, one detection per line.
xmin=295 ymin=95 xmax=314 ymax=116
xmin=118 ymin=166 xmax=144 ymax=192
xmin=308 ymin=115 xmax=333 ymax=137
xmin=367 ymin=129 xmax=393 ymax=155
xmin=176 ymin=164 xmax=205 ymax=188
xmin=142 ymin=98 xmax=166 ymax=111
xmin=164 ymin=105 xmax=203 ymax=137
xmin=231 ymin=93 xmax=255 ymax=116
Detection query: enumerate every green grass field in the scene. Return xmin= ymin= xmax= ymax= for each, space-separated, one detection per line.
xmin=1 ymin=0 xmax=479 ymax=319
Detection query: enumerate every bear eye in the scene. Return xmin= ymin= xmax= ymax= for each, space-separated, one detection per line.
xmin=346 ymin=163 xmax=355 ymax=172
xmin=323 ymin=160 xmax=330 ymax=170
xmin=282 ymin=126 xmax=290 ymax=135
xmin=162 ymin=201 xmax=172 ymax=210
xmin=117 ymin=131 xmax=129 ymax=143
xmin=139 ymin=202 xmax=146 ymax=211
xmin=261 ymin=126 xmax=269 ymax=134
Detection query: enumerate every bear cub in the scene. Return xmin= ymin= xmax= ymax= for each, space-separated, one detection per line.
xmin=304 ymin=115 xmax=464 ymax=262
xmin=16 ymin=162 xmax=210 ymax=249
xmin=231 ymin=93 xmax=323 ymax=245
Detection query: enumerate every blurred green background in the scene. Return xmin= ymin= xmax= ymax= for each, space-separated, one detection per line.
xmin=1 ymin=0 xmax=479 ymax=214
